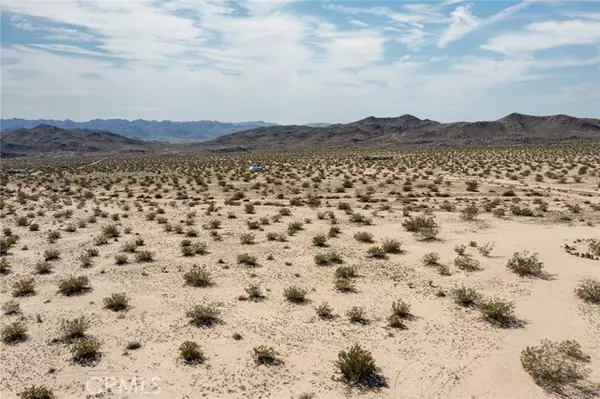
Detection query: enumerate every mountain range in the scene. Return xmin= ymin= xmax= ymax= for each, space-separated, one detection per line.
xmin=200 ymin=113 xmax=600 ymax=150
xmin=0 ymin=118 xmax=278 ymax=142
xmin=1 ymin=113 xmax=598 ymax=157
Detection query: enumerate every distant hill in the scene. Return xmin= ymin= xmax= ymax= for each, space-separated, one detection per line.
xmin=0 ymin=125 xmax=163 ymax=156
xmin=197 ymin=113 xmax=600 ymax=151
xmin=0 ymin=118 xmax=279 ymax=142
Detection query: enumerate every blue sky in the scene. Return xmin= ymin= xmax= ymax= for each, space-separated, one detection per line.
xmin=1 ymin=0 xmax=599 ymax=124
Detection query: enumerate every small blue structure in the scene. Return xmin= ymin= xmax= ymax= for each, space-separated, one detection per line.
xmin=249 ymin=162 xmax=264 ymax=172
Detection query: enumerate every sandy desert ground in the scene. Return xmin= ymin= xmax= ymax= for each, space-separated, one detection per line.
xmin=1 ymin=145 xmax=599 ymax=399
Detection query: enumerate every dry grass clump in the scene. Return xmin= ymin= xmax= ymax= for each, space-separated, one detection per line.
xmin=184 ymin=265 xmax=212 ymax=287
xmin=2 ymin=321 xmax=28 ymax=344
xmin=312 ymin=234 xmax=328 ymax=247
xmin=284 ymin=286 xmax=308 ymax=303
xmin=2 ymin=300 xmax=21 ymax=315
xmin=574 ymin=278 xmax=600 ymax=304
xmin=506 ymin=251 xmax=544 ymax=277
xmin=335 ymin=344 xmax=382 ymax=387
xmin=186 ymin=303 xmax=221 ymax=327
xmin=179 ymin=341 xmax=204 ymax=364
xmin=354 ymin=231 xmax=374 ymax=243
xmin=347 ymin=306 xmax=367 ymax=324
xmin=480 ymin=298 xmax=515 ymax=327
xmin=454 ymin=255 xmax=481 ymax=272
xmin=315 ymin=302 xmax=334 ymax=319
xmin=452 ymin=286 xmax=481 ymax=307
xmin=58 ymin=275 xmax=91 ymax=296
xmin=314 ymin=251 xmax=343 ymax=266
xmin=422 ymin=252 xmax=440 ymax=266
xmin=520 ymin=339 xmax=591 ymax=391
xmin=13 ymin=278 xmax=35 ymax=297
xmin=381 ymin=238 xmax=402 ymax=254
xmin=402 ymin=216 xmax=439 ymax=240
xmin=237 ymin=252 xmax=258 ymax=266
xmin=18 ymin=385 xmax=56 ymax=399
xmin=60 ymin=316 xmax=90 ymax=341
xmin=252 ymin=345 xmax=280 ymax=365
xmin=71 ymin=337 xmax=102 ymax=365
xmin=103 ymin=293 xmax=129 ymax=311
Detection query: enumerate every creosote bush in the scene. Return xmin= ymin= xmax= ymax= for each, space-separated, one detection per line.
xmin=184 ymin=265 xmax=212 ymax=287
xmin=60 ymin=316 xmax=90 ymax=340
xmin=480 ymin=298 xmax=515 ymax=327
xmin=452 ymin=286 xmax=481 ymax=307
xmin=506 ymin=251 xmax=544 ymax=276
xmin=284 ymin=286 xmax=308 ymax=303
xmin=252 ymin=345 xmax=280 ymax=365
xmin=186 ymin=303 xmax=221 ymax=327
xmin=71 ymin=337 xmax=102 ymax=365
xmin=574 ymin=278 xmax=600 ymax=304
xmin=315 ymin=302 xmax=334 ymax=319
xmin=103 ymin=293 xmax=129 ymax=311
xmin=520 ymin=339 xmax=590 ymax=391
xmin=18 ymin=385 xmax=56 ymax=399
xmin=335 ymin=344 xmax=380 ymax=386
xmin=58 ymin=275 xmax=90 ymax=296
xmin=179 ymin=341 xmax=204 ymax=364
xmin=422 ymin=252 xmax=440 ymax=266
xmin=454 ymin=255 xmax=481 ymax=272
xmin=2 ymin=321 xmax=28 ymax=344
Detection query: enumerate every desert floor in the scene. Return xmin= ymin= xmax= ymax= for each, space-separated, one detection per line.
xmin=1 ymin=147 xmax=599 ymax=399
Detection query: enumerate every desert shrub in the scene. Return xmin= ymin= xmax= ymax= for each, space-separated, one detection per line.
xmin=460 ymin=205 xmax=479 ymax=220
xmin=245 ymin=284 xmax=264 ymax=300
xmin=328 ymin=226 xmax=341 ymax=238
xmin=246 ymin=220 xmax=260 ymax=230
xmin=18 ymin=385 xmax=56 ymax=399
xmin=287 ymin=221 xmax=304 ymax=235
xmin=284 ymin=286 xmax=308 ymax=303
xmin=347 ymin=306 xmax=367 ymax=323
xmin=391 ymin=299 xmax=411 ymax=318
xmin=335 ymin=266 xmax=357 ymax=279
xmin=58 ymin=275 xmax=90 ymax=296
xmin=114 ymin=254 xmax=128 ymax=265
xmin=381 ymin=238 xmax=402 ymax=254
xmin=121 ymin=241 xmax=138 ymax=253
xmin=454 ymin=244 xmax=467 ymax=255
xmin=102 ymin=224 xmax=119 ymax=238
xmin=452 ymin=286 xmax=481 ymax=307
xmin=186 ymin=303 xmax=221 ymax=327
xmin=422 ymin=252 xmax=440 ymax=266
xmin=252 ymin=345 xmax=279 ymax=365
xmin=454 ymin=255 xmax=481 ymax=272
xmin=79 ymin=254 xmax=92 ymax=268
xmin=312 ymin=234 xmax=327 ymax=247
xmin=315 ymin=302 xmax=334 ymax=319
xmin=185 ymin=228 xmax=198 ymax=237
xmin=47 ymin=230 xmax=61 ymax=243
xmin=506 ymin=251 xmax=543 ymax=276
xmin=85 ymin=248 xmax=99 ymax=257
xmin=43 ymin=248 xmax=60 ymax=261
xmin=587 ymin=239 xmax=600 ymax=256
xmin=480 ymin=298 xmax=515 ymax=326
xmin=13 ymin=278 xmax=35 ymax=297
xmin=240 ymin=233 xmax=255 ymax=245
xmin=366 ymin=246 xmax=386 ymax=259
xmin=135 ymin=250 xmax=154 ymax=262
xmin=478 ymin=242 xmax=495 ymax=257
xmin=93 ymin=234 xmax=109 ymax=246
xmin=520 ymin=339 xmax=590 ymax=390
xmin=60 ymin=316 xmax=90 ymax=340
xmin=179 ymin=341 xmax=204 ymax=364
xmin=34 ymin=261 xmax=53 ymax=274
xmin=314 ymin=251 xmax=343 ymax=266
xmin=103 ymin=293 xmax=129 ymax=311
xmin=0 ymin=258 xmax=11 ymax=274
xmin=335 ymin=278 xmax=356 ymax=293
xmin=349 ymin=212 xmax=372 ymax=225
xmin=403 ymin=216 xmax=440 ymax=240
xmin=2 ymin=322 xmax=27 ymax=344
xmin=192 ymin=242 xmax=207 ymax=255
xmin=335 ymin=344 xmax=379 ymax=386
xmin=71 ymin=337 xmax=102 ymax=364
xmin=184 ymin=265 xmax=212 ymax=287
xmin=438 ymin=264 xmax=452 ymax=276
xmin=2 ymin=300 xmax=21 ymax=315
xmin=465 ymin=180 xmax=479 ymax=192
xmin=237 ymin=252 xmax=258 ymax=266
xmin=574 ymin=278 xmax=600 ymax=304
xmin=354 ymin=231 xmax=374 ymax=243
xmin=511 ymin=204 xmax=534 ymax=217
xmin=181 ymin=245 xmax=195 ymax=256
xmin=28 ymin=223 xmax=40 ymax=232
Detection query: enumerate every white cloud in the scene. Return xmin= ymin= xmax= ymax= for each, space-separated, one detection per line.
xmin=482 ymin=19 xmax=600 ymax=54
xmin=438 ymin=1 xmax=533 ymax=47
